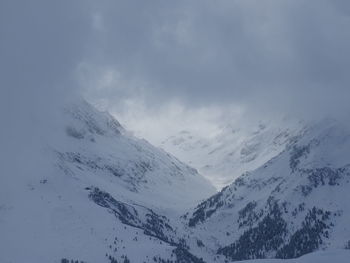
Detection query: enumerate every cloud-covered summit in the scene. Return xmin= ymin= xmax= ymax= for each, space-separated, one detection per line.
xmin=1 ymin=0 xmax=350 ymax=143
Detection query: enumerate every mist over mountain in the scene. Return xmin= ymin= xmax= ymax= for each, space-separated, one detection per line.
xmin=1 ymin=0 xmax=350 ymax=262
xmin=160 ymin=117 xmax=304 ymax=189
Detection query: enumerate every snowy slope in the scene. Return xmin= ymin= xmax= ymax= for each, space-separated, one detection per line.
xmin=235 ymin=249 xmax=350 ymax=263
xmin=1 ymin=100 xmax=349 ymax=262
xmin=161 ymin=119 xmax=304 ymax=189
xmin=0 ymin=100 xmax=215 ymax=263
xmin=54 ymin=101 xmax=216 ymax=211
xmin=183 ymin=119 xmax=350 ymax=261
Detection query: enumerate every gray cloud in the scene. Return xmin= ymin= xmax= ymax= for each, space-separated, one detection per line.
xmin=2 ymin=0 xmax=350 ymax=183
xmin=2 ymin=0 xmax=350 ymax=139
xmin=1 ymin=0 xmax=91 ymax=127
xmin=80 ymin=0 xmax=350 ymax=120
xmin=0 ymin=0 xmax=91 ymax=173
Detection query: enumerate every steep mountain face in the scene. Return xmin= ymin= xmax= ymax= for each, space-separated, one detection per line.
xmin=184 ymin=119 xmax=350 ymax=261
xmin=161 ymin=119 xmax=304 ymax=189
xmin=55 ymin=101 xmax=216 ymax=211
xmin=0 ymin=100 xmax=215 ymax=263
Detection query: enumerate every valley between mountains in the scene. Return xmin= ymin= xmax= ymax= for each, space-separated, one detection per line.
xmin=1 ymin=101 xmax=350 ymax=263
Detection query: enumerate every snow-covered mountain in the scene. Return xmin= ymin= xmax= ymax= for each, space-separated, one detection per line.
xmin=183 ymin=118 xmax=350 ymax=261
xmin=0 ymin=100 xmax=215 ymax=263
xmin=235 ymin=250 xmax=350 ymax=263
xmin=2 ymin=100 xmax=350 ymax=262
xmin=161 ymin=119 xmax=304 ymax=189
xmin=55 ymin=101 xmax=216 ymax=211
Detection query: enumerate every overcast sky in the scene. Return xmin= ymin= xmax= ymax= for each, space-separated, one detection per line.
xmin=2 ymin=0 xmax=350 ymax=144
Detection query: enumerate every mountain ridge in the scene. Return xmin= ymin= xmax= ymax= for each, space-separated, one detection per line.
xmin=183 ymin=118 xmax=350 ymax=261
xmin=161 ymin=118 xmax=305 ymax=189
xmin=1 ymin=100 xmax=349 ymax=262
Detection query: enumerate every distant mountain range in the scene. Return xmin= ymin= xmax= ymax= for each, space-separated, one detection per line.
xmin=161 ymin=118 xmax=304 ymax=189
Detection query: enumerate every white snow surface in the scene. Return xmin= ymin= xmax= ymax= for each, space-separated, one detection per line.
xmin=0 ymin=100 xmax=215 ymax=263
xmin=235 ymin=249 xmax=350 ymax=263
xmin=1 ymin=99 xmax=349 ymax=263
xmin=184 ymin=118 xmax=350 ymax=260
xmin=54 ymin=101 xmax=216 ymax=211
xmin=161 ymin=118 xmax=304 ymax=189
